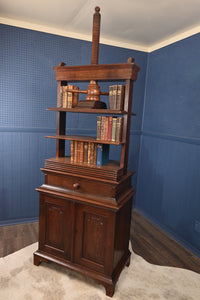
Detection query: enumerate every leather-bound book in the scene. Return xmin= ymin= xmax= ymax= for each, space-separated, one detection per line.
xmin=116 ymin=85 xmax=125 ymax=110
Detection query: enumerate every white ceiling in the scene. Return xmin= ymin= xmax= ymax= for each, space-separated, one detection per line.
xmin=0 ymin=0 xmax=200 ymax=52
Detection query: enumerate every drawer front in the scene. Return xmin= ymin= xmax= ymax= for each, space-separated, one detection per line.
xmin=44 ymin=171 xmax=115 ymax=199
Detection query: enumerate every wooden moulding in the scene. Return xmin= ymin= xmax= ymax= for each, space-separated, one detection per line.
xmin=53 ymin=62 xmax=140 ymax=82
xmin=39 ymin=167 xmax=135 ymax=206
xmin=44 ymin=157 xmax=125 ymax=181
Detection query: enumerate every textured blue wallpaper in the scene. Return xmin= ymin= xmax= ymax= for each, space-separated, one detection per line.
xmin=1 ymin=23 xmax=199 ymax=258
xmin=136 ymin=33 xmax=200 ymax=255
xmin=0 ymin=24 xmax=147 ymax=225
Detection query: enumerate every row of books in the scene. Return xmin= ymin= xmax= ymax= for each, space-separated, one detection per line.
xmin=97 ymin=116 xmax=123 ymax=143
xmin=60 ymin=84 xmax=124 ymax=110
xmin=61 ymin=85 xmax=79 ymax=108
xmin=71 ymin=141 xmax=109 ymax=166
xmin=109 ymin=85 xmax=125 ymax=110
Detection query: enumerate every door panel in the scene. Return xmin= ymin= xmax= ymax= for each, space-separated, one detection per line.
xmin=74 ymin=204 xmax=115 ymax=274
xmin=39 ymin=194 xmax=72 ymax=260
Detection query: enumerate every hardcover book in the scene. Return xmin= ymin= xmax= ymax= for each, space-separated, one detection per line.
xmin=67 ymin=85 xmax=73 ymax=108
xmin=96 ymin=116 xmax=102 ymax=140
xmin=96 ymin=144 xmax=110 ymax=166
xmin=62 ymin=86 xmax=68 ymax=108
xmin=115 ymin=117 xmax=124 ymax=142
xmin=83 ymin=142 xmax=88 ymax=164
xmin=111 ymin=117 xmax=117 ymax=142
xmin=108 ymin=116 xmax=113 ymax=142
xmin=109 ymin=85 xmax=114 ymax=109
xmin=116 ymin=85 xmax=125 ymax=110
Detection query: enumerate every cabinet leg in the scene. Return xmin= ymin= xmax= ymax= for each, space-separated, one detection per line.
xmin=33 ymin=253 xmax=42 ymax=266
xmin=126 ymin=256 xmax=131 ymax=267
xmin=105 ymin=283 xmax=115 ymax=297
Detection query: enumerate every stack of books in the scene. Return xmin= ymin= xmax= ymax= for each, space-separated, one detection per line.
xmin=109 ymin=85 xmax=125 ymax=110
xmin=97 ymin=116 xmax=124 ymax=143
xmin=71 ymin=141 xmax=109 ymax=166
xmin=61 ymin=85 xmax=79 ymax=108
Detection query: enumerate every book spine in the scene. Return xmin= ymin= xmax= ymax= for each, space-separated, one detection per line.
xmin=116 ymin=85 xmax=125 ymax=110
xmin=104 ymin=116 xmax=109 ymax=141
xmin=115 ymin=117 xmax=124 ymax=143
xmin=72 ymin=86 xmax=79 ymax=108
xmin=97 ymin=144 xmax=103 ymax=166
xmin=59 ymin=86 xmax=63 ymax=107
xmin=71 ymin=140 xmax=74 ymax=163
xmin=90 ymin=142 xmax=95 ymax=165
xmin=83 ymin=142 xmax=88 ymax=164
xmin=101 ymin=116 xmax=106 ymax=141
xmin=97 ymin=144 xmax=109 ymax=166
xmin=79 ymin=141 xmax=84 ymax=164
xmin=111 ymin=117 xmax=117 ymax=142
xmin=113 ymin=85 xmax=118 ymax=110
xmin=96 ymin=116 xmax=102 ymax=140
xmin=77 ymin=141 xmax=81 ymax=163
xmin=74 ymin=141 xmax=78 ymax=163
xmin=107 ymin=116 xmax=113 ymax=142
xmin=109 ymin=85 xmax=114 ymax=109
xmin=62 ymin=86 xmax=68 ymax=108
xmin=67 ymin=85 xmax=73 ymax=108
xmin=88 ymin=142 xmax=91 ymax=165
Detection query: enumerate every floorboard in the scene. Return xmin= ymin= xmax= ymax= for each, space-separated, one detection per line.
xmin=130 ymin=210 xmax=200 ymax=274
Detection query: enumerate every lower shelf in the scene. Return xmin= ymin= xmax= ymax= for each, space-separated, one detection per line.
xmin=45 ymin=156 xmax=124 ymax=180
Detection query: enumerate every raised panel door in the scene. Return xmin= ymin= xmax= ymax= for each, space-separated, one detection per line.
xmin=38 ymin=194 xmax=73 ymax=261
xmin=74 ymin=203 xmax=115 ymax=274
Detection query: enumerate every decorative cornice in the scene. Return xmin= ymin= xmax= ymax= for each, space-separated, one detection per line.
xmin=0 ymin=17 xmax=199 ymax=53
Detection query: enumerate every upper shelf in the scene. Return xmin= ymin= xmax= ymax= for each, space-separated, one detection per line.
xmin=53 ymin=62 xmax=140 ymax=82
xmin=47 ymin=107 xmax=136 ymax=115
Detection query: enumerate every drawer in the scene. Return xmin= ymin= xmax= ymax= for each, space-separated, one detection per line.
xmin=42 ymin=168 xmax=133 ymax=201
xmin=43 ymin=169 xmax=116 ymax=199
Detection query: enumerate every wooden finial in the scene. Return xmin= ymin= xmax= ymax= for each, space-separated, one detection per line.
xmin=91 ymin=6 xmax=101 ymax=65
xmin=127 ymin=57 xmax=135 ymax=63
xmin=57 ymin=62 xmax=66 ymax=67
xmin=95 ymin=6 xmax=100 ymax=13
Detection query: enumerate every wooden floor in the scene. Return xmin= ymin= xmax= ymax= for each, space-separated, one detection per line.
xmin=0 ymin=210 xmax=200 ymax=274
xmin=130 ymin=210 xmax=200 ymax=274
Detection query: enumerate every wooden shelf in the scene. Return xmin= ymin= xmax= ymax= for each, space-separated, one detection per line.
xmin=45 ymin=135 xmax=124 ymax=145
xmin=47 ymin=107 xmax=136 ymax=116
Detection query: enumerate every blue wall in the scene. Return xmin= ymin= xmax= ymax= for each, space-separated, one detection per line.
xmin=1 ymin=23 xmax=199 ymax=257
xmin=136 ymin=33 xmax=200 ymax=256
xmin=0 ymin=24 xmax=147 ymax=225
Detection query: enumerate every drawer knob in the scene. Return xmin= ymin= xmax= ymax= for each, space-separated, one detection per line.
xmin=73 ymin=183 xmax=80 ymax=190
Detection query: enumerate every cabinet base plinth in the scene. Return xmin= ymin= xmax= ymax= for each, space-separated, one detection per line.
xmin=33 ymin=249 xmax=131 ymax=298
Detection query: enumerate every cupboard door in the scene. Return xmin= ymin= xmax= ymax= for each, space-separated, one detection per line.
xmin=74 ymin=204 xmax=115 ymax=274
xmin=39 ymin=194 xmax=72 ymax=261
